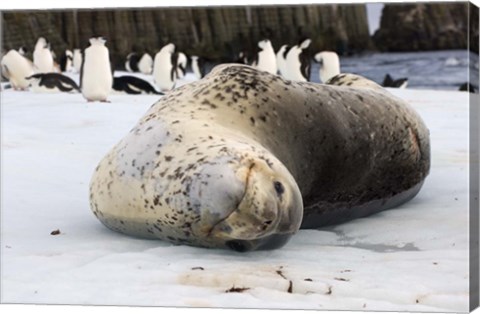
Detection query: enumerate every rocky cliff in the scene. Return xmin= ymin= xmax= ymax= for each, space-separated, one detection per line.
xmin=1 ymin=4 xmax=372 ymax=68
xmin=373 ymin=2 xmax=477 ymax=52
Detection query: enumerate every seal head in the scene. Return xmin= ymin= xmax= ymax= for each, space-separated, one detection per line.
xmin=89 ymin=120 xmax=303 ymax=252
xmin=204 ymin=154 xmax=303 ymax=252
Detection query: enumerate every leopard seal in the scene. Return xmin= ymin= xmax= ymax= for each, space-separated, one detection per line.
xmin=89 ymin=64 xmax=430 ymax=252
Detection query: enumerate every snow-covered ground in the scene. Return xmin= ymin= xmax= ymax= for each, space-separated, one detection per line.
xmin=0 ymin=71 xmax=474 ymax=312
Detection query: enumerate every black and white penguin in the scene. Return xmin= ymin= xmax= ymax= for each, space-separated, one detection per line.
xmin=190 ymin=55 xmax=206 ymax=80
xmin=234 ymin=51 xmax=249 ymax=64
xmin=176 ymin=52 xmax=187 ymax=79
xmin=26 ymin=73 xmax=80 ymax=93
xmin=382 ymin=74 xmax=408 ymax=89
xmin=1 ymin=49 xmax=35 ymax=90
xmin=80 ymin=36 xmax=113 ymax=102
xmin=285 ymin=38 xmax=312 ymax=82
xmin=253 ymin=39 xmax=277 ymax=75
xmin=112 ymin=75 xmax=164 ymax=95
xmin=276 ymin=44 xmax=290 ymax=77
xmin=125 ymin=52 xmax=140 ymax=72
xmin=73 ymin=49 xmax=82 ymax=73
xmin=33 ymin=37 xmax=55 ymax=73
xmin=18 ymin=46 xmax=28 ymax=56
xmin=459 ymin=82 xmax=476 ymax=93
xmin=138 ymin=52 xmax=153 ymax=74
xmin=60 ymin=49 xmax=74 ymax=72
xmin=153 ymin=43 xmax=177 ymax=91
xmin=313 ymin=51 xmax=340 ymax=83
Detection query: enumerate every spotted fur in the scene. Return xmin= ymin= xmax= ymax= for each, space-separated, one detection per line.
xmin=89 ymin=64 xmax=430 ymax=251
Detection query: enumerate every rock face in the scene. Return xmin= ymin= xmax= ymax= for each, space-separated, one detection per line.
xmin=470 ymin=2 xmax=479 ymax=54
xmin=373 ymin=2 xmax=476 ymax=52
xmin=1 ymin=4 xmax=372 ymax=68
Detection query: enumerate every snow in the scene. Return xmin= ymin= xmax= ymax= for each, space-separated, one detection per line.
xmin=0 ymin=71 xmax=475 ymax=312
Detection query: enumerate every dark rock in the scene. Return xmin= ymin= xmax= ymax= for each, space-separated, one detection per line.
xmin=373 ymin=3 xmax=476 ymax=52
xmin=2 ymin=4 xmax=372 ymax=68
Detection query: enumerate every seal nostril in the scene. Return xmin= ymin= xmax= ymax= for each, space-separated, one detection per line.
xmin=226 ymin=240 xmax=251 ymax=252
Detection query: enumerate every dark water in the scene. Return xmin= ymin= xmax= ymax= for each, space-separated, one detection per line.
xmin=310 ymin=50 xmax=478 ymax=91
xmin=204 ymin=50 xmax=477 ymax=91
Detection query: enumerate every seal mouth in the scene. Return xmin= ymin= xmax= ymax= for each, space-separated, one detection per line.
xmin=225 ymin=233 xmax=293 ymax=252
xmin=206 ymin=162 xmax=256 ymax=237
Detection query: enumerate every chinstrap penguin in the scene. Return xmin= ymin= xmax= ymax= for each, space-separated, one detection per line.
xmin=314 ymin=51 xmax=340 ymax=83
xmin=276 ymin=44 xmax=290 ymax=77
xmin=153 ymin=43 xmax=177 ymax=92
xmin=253 ymin=39 xmax=277 ymax=75
xmin=26 ymin=73 xmax=80 ymax=93
xmin=1 ymin=49 xmax=35 ymax=90
xmin=80 ymin=36 xmax=113 ymax=102
xmin=73 ymin=49 xmax=82 ymax=73
xmin=382 ymin=74 xmax=408 ymax=89
xmin=60 ymin=49 xmax=74 ymax=72
xmin=112 ymin=75 xmax=164 ymax=95
xmin=125 ymin=52 xmax=140 ymax=72
xmin=285 ymin=38 xmax=312 ymax=81
xmin=138 ymin=53 xmax=153 ymax=74
xmin=33 ymin=37 xmax=55 ymax=73
xmin=176 ymin=52 xmax=187 ymax=79
xmin=191 ymin=55 xmax=206 ymax=80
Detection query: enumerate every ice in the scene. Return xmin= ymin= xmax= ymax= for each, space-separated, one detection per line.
xmin=0 ymin=70 xmax=475 ymax=312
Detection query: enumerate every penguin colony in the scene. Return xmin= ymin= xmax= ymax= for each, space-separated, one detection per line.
xmin=2 ymin=32 xmax=419 ymax=97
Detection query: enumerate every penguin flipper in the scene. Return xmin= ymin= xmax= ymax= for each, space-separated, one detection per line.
xmin=61 ymin=76 xmax=81 ymax=92
xmin=1 ymin=64 xmax=11 ymax=80
xmin=79 ymin=49 xmax=85 ymax=89
xmin=124 ymin=83 xmax=142 ymax=95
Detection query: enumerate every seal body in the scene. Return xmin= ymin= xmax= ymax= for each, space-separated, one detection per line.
xmin=1 ymin=49 xmax=35 ymax=90
xmin=89 ymin=65 xmax=430 ymax=251
xmin=153 ymin=43 xmax=177 ymax=91
xmin=80 ymin=37 xmax=113 ymax=102
xmin=314 ymin=51 xmax=340 ymax=83
xmin=26 ymin=73 xmax=80 ymax=93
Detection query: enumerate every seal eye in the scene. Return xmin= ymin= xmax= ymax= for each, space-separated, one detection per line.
xmin=273 ymin=181 xmax=284 ymax=196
